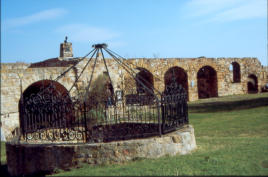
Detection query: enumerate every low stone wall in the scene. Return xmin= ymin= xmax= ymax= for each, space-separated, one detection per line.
xmin=6 ymin=125 xmax=196 ymax=176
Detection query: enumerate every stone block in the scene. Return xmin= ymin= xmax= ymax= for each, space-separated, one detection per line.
xmin=171 ymin=135 xmax=182 ymax=143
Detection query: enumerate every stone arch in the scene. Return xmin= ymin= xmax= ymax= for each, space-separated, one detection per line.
xmin=19 ymin=80 xmax=73 ymax=133
xmin=21 ymin=80 xmax=70 ymax=99
xmin=135 ymin=67 xmax=154 ymax=95
xmin=231 ymin=62 xmax=241 ymax=83
xmin=164 ymin=66 xmax=189 ymax=100
xmin=197 ymin=65 xmax=218 ymax=99
xmin=247 ymin=74 xmax=258 ymax=93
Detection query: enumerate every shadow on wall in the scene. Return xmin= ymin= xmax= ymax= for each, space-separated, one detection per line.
xmin=164 ymin=66 xmax=189 ymax=101
xmin=247 ymin=74 xmax=258 ymax=94
xmin=197 ymin=66 xmax=218 ymax=99
xmin=135 ymin=67 xmax=154 ymax=95
xmin=230 ymin=62 xmax=241 ymax=83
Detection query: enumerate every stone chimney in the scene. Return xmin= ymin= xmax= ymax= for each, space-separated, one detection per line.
xmin=60 ymin=36 xmax=73 ymax=58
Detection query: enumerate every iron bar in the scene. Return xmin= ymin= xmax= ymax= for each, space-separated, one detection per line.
xmin=55 ymin=48 xmax=95 ymax=82
xmin=104 ymin=48 xmax=162 ymax=95
xmin=100 ymin=48 xmax=114 ymax=94
xmin=83 ymin=48 xmax=99 ymax=103
xmin=83 ymin=102 xmax=88 ymax=142
xmin=68 ymin=48 xmax=98 ymax=93
xmin=104 ymin=48 xmax=161 ymax=98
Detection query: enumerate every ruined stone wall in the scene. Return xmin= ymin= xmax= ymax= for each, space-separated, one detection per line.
xmin=264 ymin=66 xmax=268 ymax=83
xmin=124 ymin=57 xmax=267 ymax=100
xmin=1 ymin=57 xmax=267 ymax=140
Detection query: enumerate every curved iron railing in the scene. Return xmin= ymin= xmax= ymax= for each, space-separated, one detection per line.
xmin=19 ymin=43 xmax=188 ymax=143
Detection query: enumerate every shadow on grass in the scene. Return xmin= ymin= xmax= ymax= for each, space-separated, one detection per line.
xmin=188 ymin=97 xmax=268 ymax=113
xmin=0 ymin=165 xmax=10 ymax=177
xmin=0 ymin=164 xmax=50 ymax=177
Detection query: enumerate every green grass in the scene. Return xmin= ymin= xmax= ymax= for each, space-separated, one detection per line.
xmin=50 ymin=93 xmax=268 ymax=176
xmin=1 ymin=141 xmax=6 ymax=165
xmin=52 ymin=136 xmax=268 ymax=176
xmin=190 ymin=106 xmax=268 ymax=138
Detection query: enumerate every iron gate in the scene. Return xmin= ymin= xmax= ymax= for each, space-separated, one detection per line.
xmin=161 ymin=77 xmax=188 ymax=134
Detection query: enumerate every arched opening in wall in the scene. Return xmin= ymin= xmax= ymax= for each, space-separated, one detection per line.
xmin=247 ymin=74 xmax=258 ymax=93
xmin=135 ymin=67 xmax=154 ymax=95
xmin=125 ymin=68 xmax=154 ymax=105
xmin=164 ymin=66 xmax=189 ymax=100
xmin=197 ymin=66 xmax=218 ymax=99
xmin=19 ymin=80 xmax=73 ymax=134
xmin=231 ymin=62 xmax=241 ymax=83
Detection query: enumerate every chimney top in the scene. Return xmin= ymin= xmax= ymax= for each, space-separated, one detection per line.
xmin=60 ymin=36 xmax=73 ymax=59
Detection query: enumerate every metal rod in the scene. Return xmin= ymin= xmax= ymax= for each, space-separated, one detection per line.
xmin=100 ymin=48 xmax=114 ymax=94
xmin=83 ymin=48 xmax=99 ymax=103
xmin=105 ymin=48 xmax=160 ymax=94
xmin=105 ymin=48 xmax=164 ymax=83
xmin=83 ymin=102 xmax=88 ymax=142
xmin=68 ymin=48 xmax=98 ymax=93
xmin=104 ymin=48 xmax=161 ymax=97
xmin=55 ymin=48 xmax=95 ymax=82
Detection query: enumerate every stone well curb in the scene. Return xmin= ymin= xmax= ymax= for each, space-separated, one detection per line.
xmin=6 ymin=124 xmax=196 ymax=176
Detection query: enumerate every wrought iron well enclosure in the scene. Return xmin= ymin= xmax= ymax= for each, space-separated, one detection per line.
xmin=19 ymin=44 xmax=188 ymax=143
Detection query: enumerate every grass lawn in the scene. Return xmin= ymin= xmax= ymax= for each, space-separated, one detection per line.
xmin=1 ymin=93 xmax=268 ymax=176
xmin=50 ymin=93 xmax=268 ymax=176
xmin=1 ymin=141 xmax=6 ymax=165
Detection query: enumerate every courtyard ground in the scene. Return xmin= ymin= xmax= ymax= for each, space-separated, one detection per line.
xmin=1 ymin=93 xmax=268 ymax=176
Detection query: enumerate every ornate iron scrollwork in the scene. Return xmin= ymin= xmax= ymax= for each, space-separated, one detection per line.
xmin=161 ymin=75 xmax=188 ymax=133
xmin=20 ymin=43 xmax=188 ymax=143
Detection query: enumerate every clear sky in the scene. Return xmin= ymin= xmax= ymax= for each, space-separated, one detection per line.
xmin=1 ymin=0 xmax=267 ymax=66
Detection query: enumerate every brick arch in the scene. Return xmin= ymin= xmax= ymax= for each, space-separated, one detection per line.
xmin=135 ymin=67 xmax=154 ymax=95
xmin=164 ymin=66 xmax=189 ymax=100
xmin=197 ymin=65 xmax=218 ymax=99
xmin=19 ymin=80 xmax=73 ymax=133
xmin=247 ymin=74 xmax=258 ymax=93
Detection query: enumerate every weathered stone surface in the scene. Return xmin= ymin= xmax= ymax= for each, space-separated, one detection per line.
xmin=1 ymin=113 xmax=19 ymax=140
xmin=172 ymin=135 xmax=182 ymax=143
xmin=1 ymin=42 xmax=267 ymax=140
xmin=6 ymin=125 xmax=196 ymax=176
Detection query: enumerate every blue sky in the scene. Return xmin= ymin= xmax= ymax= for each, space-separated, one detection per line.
xmin=1 ymin=0 xmax=267 ymax=66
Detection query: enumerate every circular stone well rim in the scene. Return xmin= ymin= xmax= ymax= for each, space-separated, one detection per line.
xmin=6 ymin=125 xmax=196 ymax=176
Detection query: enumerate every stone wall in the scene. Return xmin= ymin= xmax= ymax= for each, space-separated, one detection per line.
xmin=265 ymin=66 xmax=268 ymax=83
xmin=1 ymin=57 xmax=267 ymax=140
xmin=6 ymin=125 xmax=196 ymax=176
